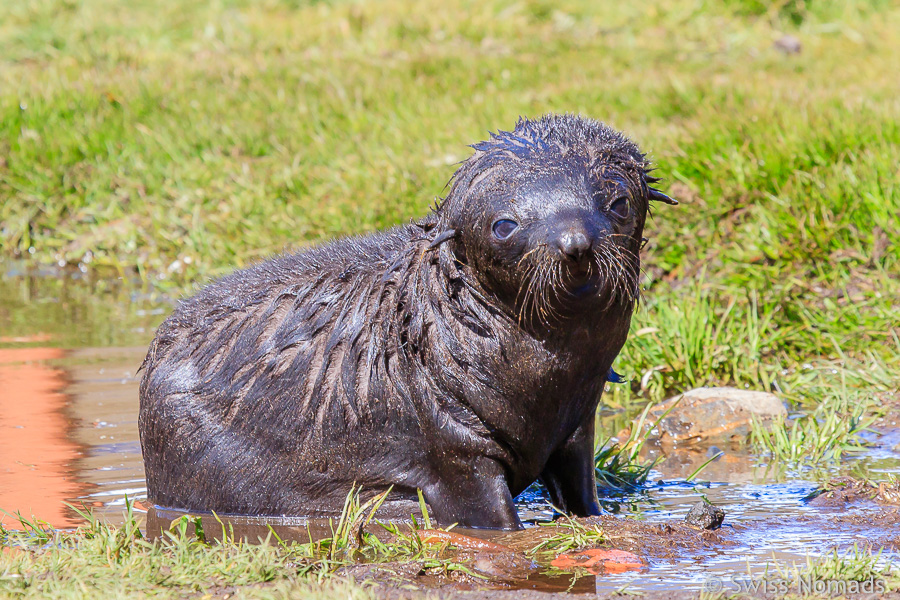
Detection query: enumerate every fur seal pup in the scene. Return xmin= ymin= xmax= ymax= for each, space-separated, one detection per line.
xmin=138 ymin=114 xmax=675 ymax=529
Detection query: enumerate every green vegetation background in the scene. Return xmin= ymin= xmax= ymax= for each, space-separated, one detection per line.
xmin=1 ymin=0 xmax=898 ymax=406
xmin=1 ymin=2 xmax=899 ymax=597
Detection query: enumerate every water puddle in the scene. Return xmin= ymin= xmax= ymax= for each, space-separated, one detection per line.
xmin=0 ymin=266 xmax=164 ymax=526
xmin=1 ymin=265 xmax=898 ymax=594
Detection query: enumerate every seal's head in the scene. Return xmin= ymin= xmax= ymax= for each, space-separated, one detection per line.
xmin=433 ymin=114 xmax=674 ymax=326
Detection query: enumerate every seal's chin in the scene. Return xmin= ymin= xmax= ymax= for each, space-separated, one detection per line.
xmin=560 ymin=262 xmax=602 ymax=299
xmin=569 ymin=280 xmax=599 ymax=298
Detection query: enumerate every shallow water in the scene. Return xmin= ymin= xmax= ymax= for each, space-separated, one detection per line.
xmin=0 ymin=266 xmax=162 ymax=527
xmin=1 ymin=265 xmax=898 ymax=593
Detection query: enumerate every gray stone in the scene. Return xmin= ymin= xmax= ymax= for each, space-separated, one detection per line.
xmin=684 ymin=501 xmax=725 ymax=530
xmin=643 ymin=387 xmax=787 ymax=443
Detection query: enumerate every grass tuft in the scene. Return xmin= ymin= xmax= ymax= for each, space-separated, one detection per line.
xmin=528 ymin=517 xmax=606 ymax=557
xmin=774 ymin=543 xmax=898 ymax=586
xmin=749 ymin=393 xmax=878 ymax=464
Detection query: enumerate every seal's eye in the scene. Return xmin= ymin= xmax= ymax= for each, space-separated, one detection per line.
xmin=492 ymin=219 xmax=518 ymax=240
xmin=609 ymin=196 xmax=630 ymax=219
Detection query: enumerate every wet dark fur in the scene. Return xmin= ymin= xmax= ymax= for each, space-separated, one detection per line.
xmin=139 ymin=114 xmax=672 ymax=529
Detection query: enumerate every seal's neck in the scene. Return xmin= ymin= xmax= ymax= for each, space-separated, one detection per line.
xmin=396 ymin=231 xmax=632 ymax=473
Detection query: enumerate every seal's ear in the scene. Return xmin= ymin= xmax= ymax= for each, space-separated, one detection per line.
xmin=648 ymin=188 xmax=678 ymax=205
xmin=643 ymin=171 xmax=677 ymax=205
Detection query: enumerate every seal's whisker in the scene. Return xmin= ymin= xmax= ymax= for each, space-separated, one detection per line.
xmin=536 ymin=262 xmax=554 ymax=326
xmin=516 ymin=260 xmax=541 ymax=327
xmin=634 ymin=265 xmax=649 ymax=305
xmin=529 ymin=254 xmax=553 ymax=328
xmin=602 ymin=237 xmax=640 ymax=262
xmin=516 ymin=233 xmax=646 ymax=328
xmin=609 ymin=247 xmax=630 ymax=302
xmin=588 ymin=238 xmax=641 ymax=306
xmin=589 ymin=253 xmax=602 ymax=296
xmin=552 ymin=262 xmax=565 ymax=302
xmin=600 ymin=246 xmax=621 ymax=311
xmin=515 ymin=260 xmax=539 ymax=308
xmin=527 ymin=268 xmax=545 ymax=327
xmin=539 ymin=259 xmax=564 ymax=327
xmin=515 ymin=244 xmax=555 ymax=328
xmin=553 ymin=261 xmax=574 ymax=309
xmin=518 ymin=245 xmax=543 ymax=266
xmin=534 ymin=283 xmax=547 ymax=326
xmin=611 ymin=244 xmax=640 ymax=301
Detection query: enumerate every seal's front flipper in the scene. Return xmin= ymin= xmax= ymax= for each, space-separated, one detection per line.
xmin=606 ymin=367 xmax=625 ymax=383
xmin=424 ymin=458 xmax=522 ymax=530
xmin=539 ymin=417 xmax=602 ymax=517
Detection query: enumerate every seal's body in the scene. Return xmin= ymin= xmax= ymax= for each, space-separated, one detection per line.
xmin=139 ymin=114 xmax=674 ymax=529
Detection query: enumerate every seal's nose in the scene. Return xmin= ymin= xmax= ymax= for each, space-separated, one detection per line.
xmin=554 ymin=230 xmax=591 ymax=263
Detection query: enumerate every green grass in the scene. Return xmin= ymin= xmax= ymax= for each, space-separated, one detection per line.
xmin=527 ymin=517 xmax=606 ymax=557
xmin=0 ymin=492 xmax=475 ymax=599
xmin=5 ymin=0 xmax=896 ymax=408
xmin=0 ymin=509 xmax=371 ymax=599
xmin=701 ymin=545 xmax=900 ymax=600
xmin=593 ymin=400 xmax=676 ymax=493
xmin=749 ymin=392 xmax=878 ymax=465
xmin=770 ymin=544 xmax=898 ymax=590
xmin=2 ymin=0 xmax=898 ymax=408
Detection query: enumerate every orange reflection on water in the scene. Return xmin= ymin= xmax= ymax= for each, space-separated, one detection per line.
xmin=0 ymin=347 xmax=83 ymax=528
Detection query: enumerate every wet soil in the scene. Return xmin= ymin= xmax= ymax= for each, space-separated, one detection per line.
xmin=316 ymin=508 xmax=900 ymax=599
xmin=806 ymin=477 xmax=900 ymax=507
xmin=2 ymin=266 xmax=900 ymax=596
xmin=143 ymin=496 xmax=900 ymax=595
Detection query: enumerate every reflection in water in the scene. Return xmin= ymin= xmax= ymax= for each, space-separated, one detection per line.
xmin=0 ymin=266 xmax=163 ymax=528
xmin=64 ymin=347 xmax=148 ymax=520
xmin=0 ymin=345 xmax=149 ymax=529
xmin=0 ymin=347 xmax=83 ymax=528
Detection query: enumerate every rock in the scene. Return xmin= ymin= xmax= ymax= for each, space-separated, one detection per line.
xmin=684 ymin=501 xmax=725 ymax=530
xmin=472 ymin=556 xmax=507 ymax=578
xmin=774 ymin=35 xmax=802 ymax=54
xmin=641 ymin=387 xmax=786 ymax=443
xmin=470 ymin=551 xmax=538 ymax=579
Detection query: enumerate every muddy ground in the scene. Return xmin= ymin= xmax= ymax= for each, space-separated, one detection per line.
xmin=337 ymin=516 xmax=735 ymax=592
xmin=147 ymin=484 xmax=900 ymax=599
xmin=337 ymin=507 xmax=899 ymax=596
